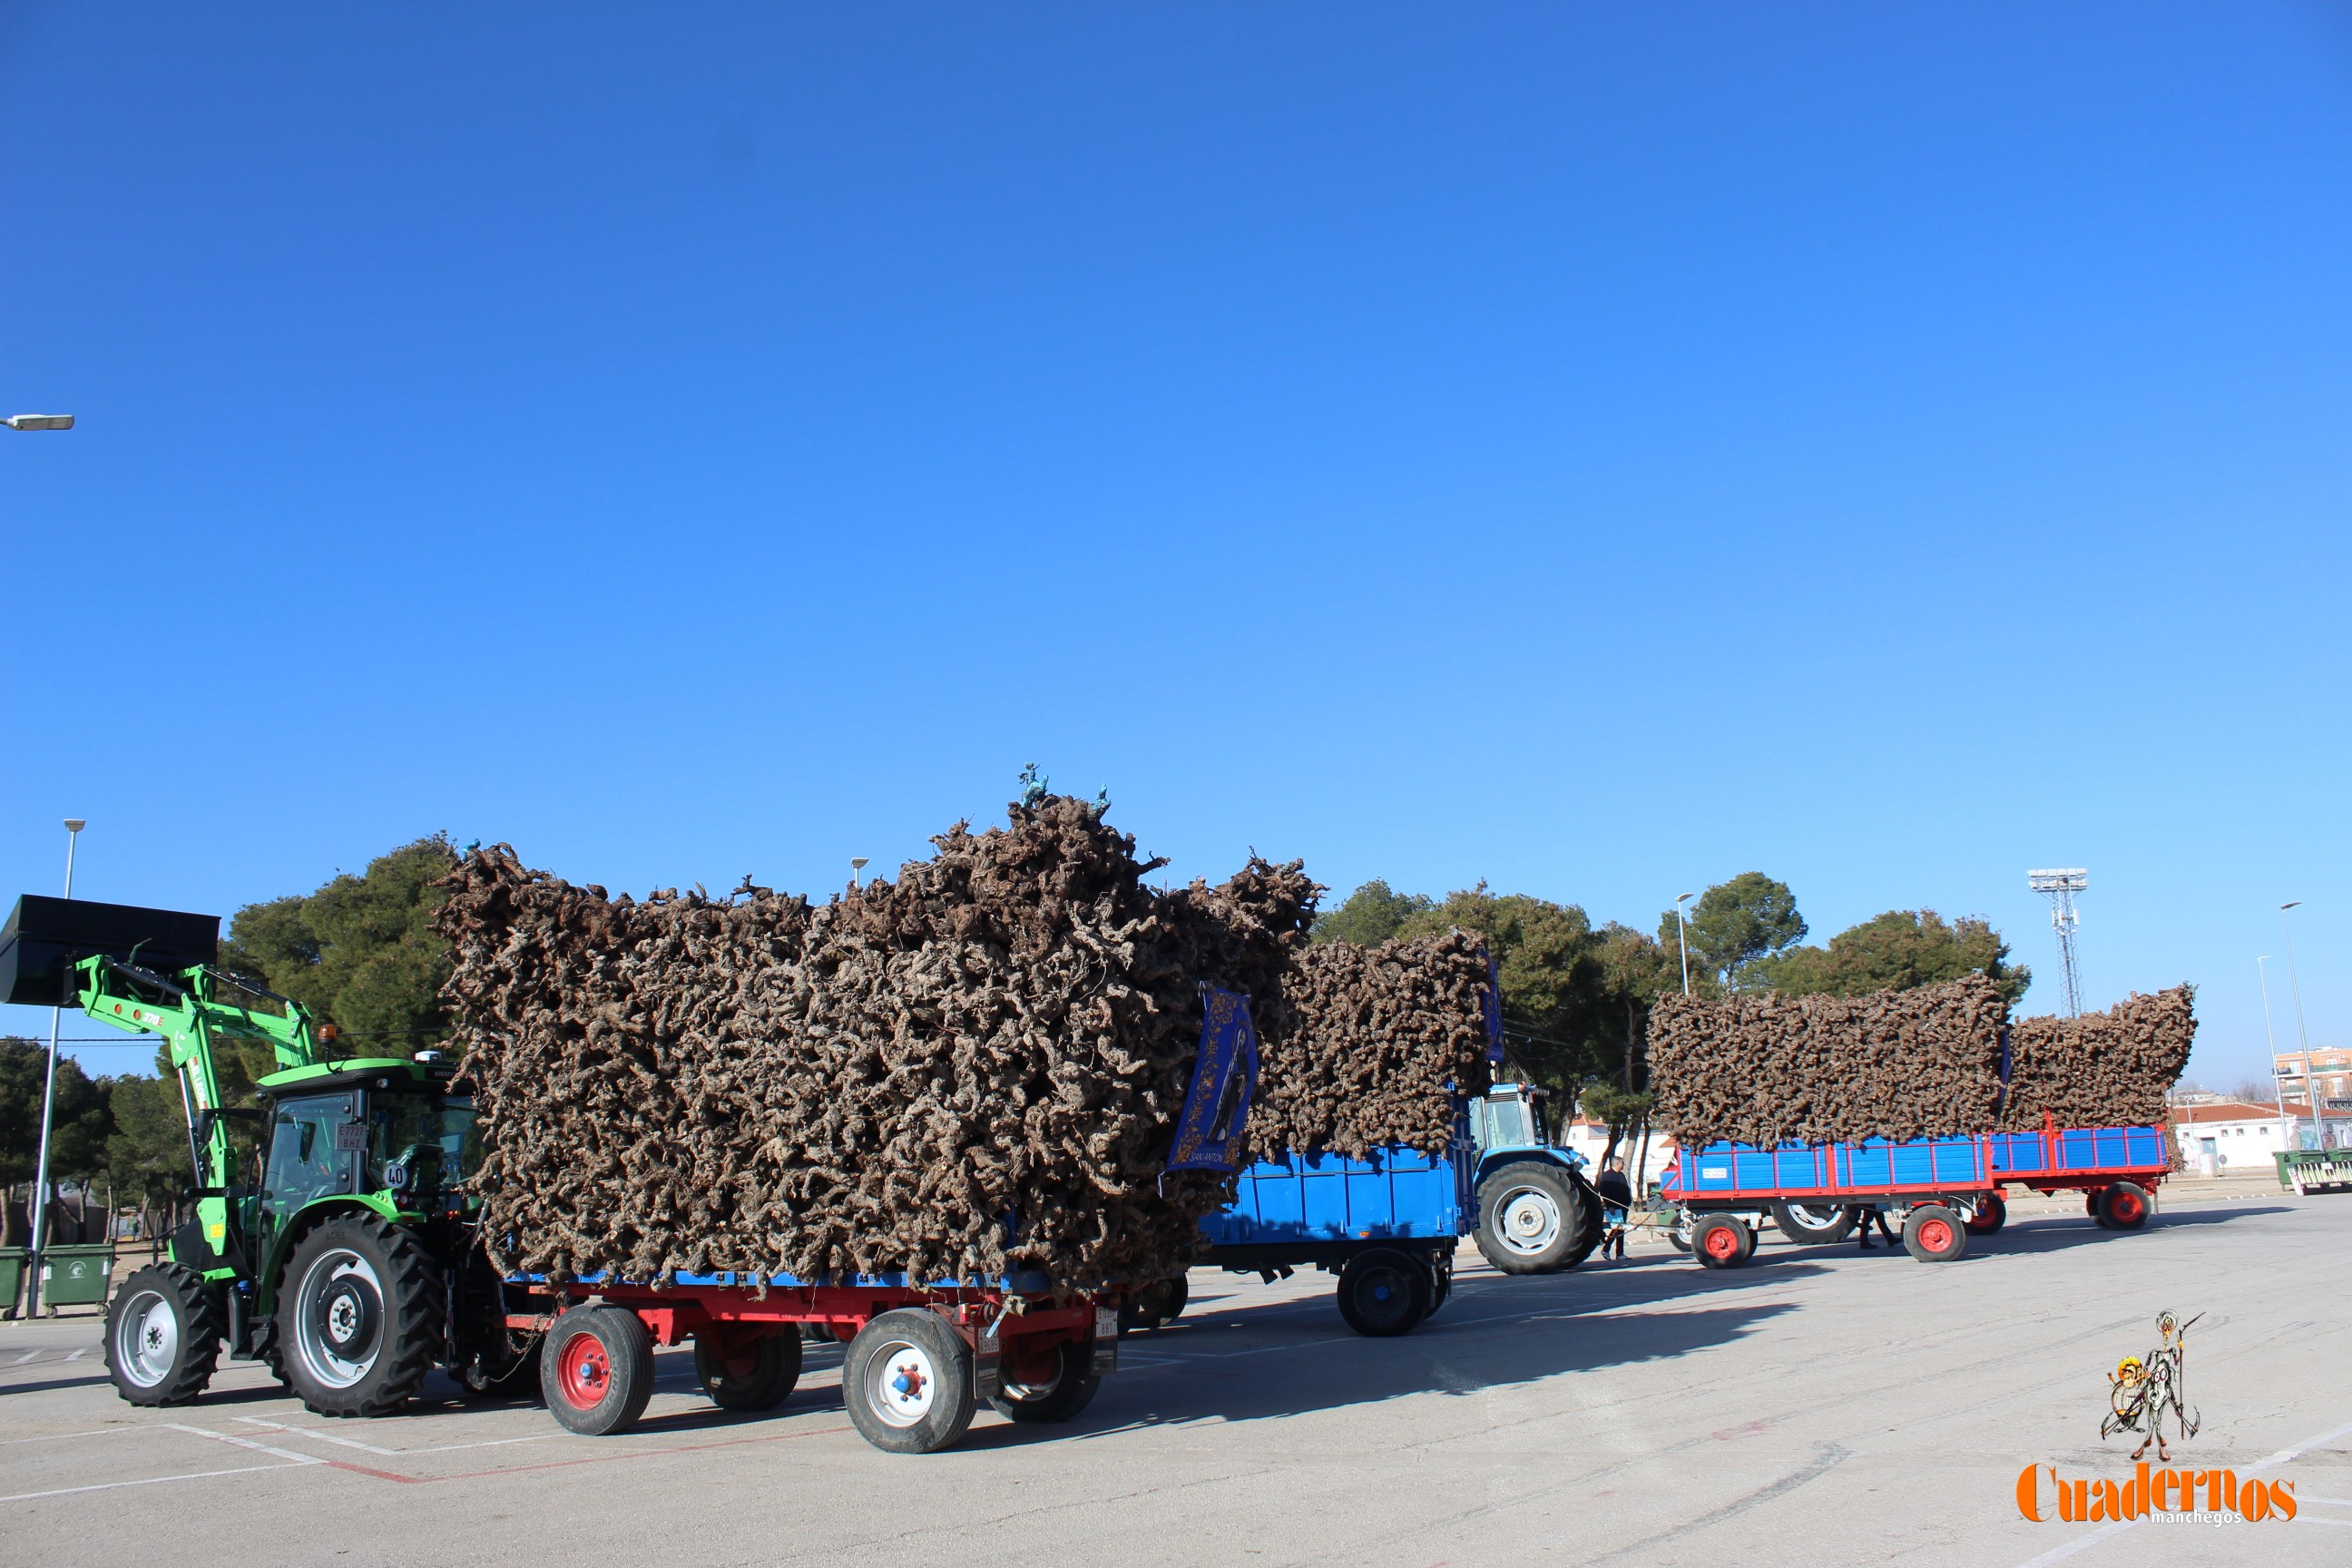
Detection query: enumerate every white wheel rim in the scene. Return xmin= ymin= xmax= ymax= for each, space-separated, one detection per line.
xmin=1787 ymin=1204 xmax=1842 ymax=1229
xmin=1497 ymin=1186 xmax=1562 ymax=1254
xmin=294 ymin=1249 xmax=384 ymax=1390
xmin=117 ymin=1290 xmax=177 ymax=1387
xmin=868 ymin=1340 xmax=938 ymax=1428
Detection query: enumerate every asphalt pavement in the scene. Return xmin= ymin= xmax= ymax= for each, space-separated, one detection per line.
xmin=4 ymin=1183 xmax=2347 ymax=1566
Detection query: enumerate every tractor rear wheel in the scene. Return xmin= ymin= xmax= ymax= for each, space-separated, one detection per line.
xmin=988 ymin=1338 xmax=1101 ymax=1424
xmin=1335 ymin=1248 xmax=1431 ymax=1337
xmin=277 ymin=1214 xmax=442 ymax=1418
xmin=694 ymin=1330 xmax=801 ymax=1412
xmin=544 ymin=1306 xmax=656 ymax=1436
xmin=104 ymin=1263 xmax=223 ymax=1407
xmin=1475 ymin=1162 xmax=1589 ymax=1274
xmin=1771 ymin=1202 xmax=1856 ymax=1245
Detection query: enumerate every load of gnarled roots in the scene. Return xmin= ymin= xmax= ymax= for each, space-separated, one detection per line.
xmin=1647 ymin=975 xmax=2195 ymax=1149
xmin=436 ymin=794 xmax=1494 ymax=1290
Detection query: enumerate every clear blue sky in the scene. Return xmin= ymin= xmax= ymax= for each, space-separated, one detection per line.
xmin=4 ymin=5 xmax=2347 ymax=1092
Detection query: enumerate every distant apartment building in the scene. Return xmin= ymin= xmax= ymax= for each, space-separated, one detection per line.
xmin=2275 ymin=1047 xmax=2352 ymax=1107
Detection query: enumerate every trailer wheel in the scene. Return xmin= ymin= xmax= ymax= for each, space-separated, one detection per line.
xmin=695 ymin=1329 xmax=802 ymax=1411
xmin=1965 ymin=1194 xmax=2007 ymax=1235
xmin=1902 ymin=1204 xmax=1968 ymax=1262
xmin=845 ymin=1308 xmax=976 ymax=1454
xmin=1475 ymin=1161 xmax=1585 ymax=1274
xmin=103 ymin=1263 xmax=222 ymax=1407
xmin=1119 ymin=1275 xmax=1189 ymax=1333
xmin=1426 ymin=1253 xmax=1454 ymax=1317
xmin=277 ymin=1213 xmax=443 ymax=1418
xmin=1335 ymin=1248 xmax=1431 ymax=1337
xmin=1691 ymin=1215 xmax=1750 ymax=1269
xmin=1771 ymin=1202 xmax=1856 ymax=1245
xmin=988 ymin=1338 xmax=1101 ymax=1424
xmin=543 ymin=1306 xmax=656 ymax=1436
xmin=2099 ymin=1181 xmax=2151 ymax=1231
xmin=2085 ymin=1189 xmax=2113 ymax=1228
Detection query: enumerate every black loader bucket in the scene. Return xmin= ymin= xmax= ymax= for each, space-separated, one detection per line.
xmin=0 ymin=896 xmax=219 ymax=1006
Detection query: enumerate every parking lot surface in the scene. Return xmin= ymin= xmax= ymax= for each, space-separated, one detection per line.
xmin=5 ymin=1187 xmax=2348 ymax=1567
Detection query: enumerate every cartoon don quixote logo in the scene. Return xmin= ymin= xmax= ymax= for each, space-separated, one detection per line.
xmin=2102 ymin=1310 xmax=2201 ymax=1462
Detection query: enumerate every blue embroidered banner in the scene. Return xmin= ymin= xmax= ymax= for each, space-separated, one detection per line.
xmin=1484 ymin=951 xmax=1505 ymax=1066
xmin=1168 ymin=987 xmax=1259 ymax=1172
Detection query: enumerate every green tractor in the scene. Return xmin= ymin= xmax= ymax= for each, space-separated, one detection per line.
xmin=0 ymin=896 xmax=534 ymax=1415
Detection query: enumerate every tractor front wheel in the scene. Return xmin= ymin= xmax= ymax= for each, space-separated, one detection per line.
xmin=277 ymin=1214 xmax=442 ymax=1418
xmin=104 ymin=1263 xmax=223 ymax=1407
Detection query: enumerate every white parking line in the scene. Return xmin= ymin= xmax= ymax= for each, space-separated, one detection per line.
xmin=9 ymin=1350 xmax=39 ymax=1366
xmin=0 ymin=1462 xmax=299 ymax=1504
xmin=232 ymin=1416 xmax=559 ymax=1457
xmin=65 ymin=1348 xmax=87 ymax=1361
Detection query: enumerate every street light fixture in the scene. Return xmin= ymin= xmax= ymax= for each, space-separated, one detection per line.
xmin=4 ymin=414 xmax=74 ymax=431
xmin=24 ymin=817 xmax=85 ymax=1319
xmin=849 ymin=857 xmax=868 ymax=887
xmin=1674 ymin=891 xmax=1698 ymax=996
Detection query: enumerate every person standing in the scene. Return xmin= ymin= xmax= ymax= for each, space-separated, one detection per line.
xmin=1594 ymin=1158 xmax=1633 ymax=1260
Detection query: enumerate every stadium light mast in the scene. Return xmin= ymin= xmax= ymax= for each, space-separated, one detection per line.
xmin=2027 ymin=868 xmax=2088 ymax=1017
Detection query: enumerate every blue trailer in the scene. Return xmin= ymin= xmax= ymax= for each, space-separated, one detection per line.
xmin=1660 ymin=1118 xmax=2172 ymax=1266
xmin=1192 ymin=1084 xmax=1605 ymax=1336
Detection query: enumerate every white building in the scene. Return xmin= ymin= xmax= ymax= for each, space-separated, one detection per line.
xmin=2171 ymin=1099 xmax=2337 ymax=1171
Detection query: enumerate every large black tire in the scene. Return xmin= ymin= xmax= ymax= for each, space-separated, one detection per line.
xmin=2087 ymin=1190 xmax=2112 ymax=1229
xmin=2100 ymin=1181 xmax=2151 ymax=1231
xmin=844 ymin=1308 xmax=976 ymax=1454
xmin=1965 ymin=1194 xmax=2007 ymax=1235
xmin=695 ymin=1331 xmax=802 ymax=1412
xmin=1691 ymin=1215 xmax=1753 ymax=1269
xmin=104 ymin=1262 xmax=223 ymax=1407
xmin=1771 ymin=1201 xmax=1856 ymax=1245
xmin=1902 ymin=1204 xmax=1968 ymax=1262
xmin=1663 ymin=1212 xmax=1693 ymax=1252
xmin=276 ymin=1213 xmax=442 ymax=1418
xmin=1335 ymin=1248 xmax=1431 ymax=1337
xmin=543 ymin=1305 xmax=656 ymax=1436
xmin=988 ymin=1338 xmax=1101 ymax=1424
xmin=1120 ymin=1275 xmax=1190 ymax=1333
xmin=1475 ymin=1161 xmax=1593 ymax=1274
xmin=1426 ymin=1254 xmax=1454 ymax=1317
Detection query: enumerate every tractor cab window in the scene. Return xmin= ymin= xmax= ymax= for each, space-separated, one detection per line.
xmin=260 ymin=1093 xmax=358 ymax=1257
xmin=367 ymin=1093 xmax=444 ymax=1199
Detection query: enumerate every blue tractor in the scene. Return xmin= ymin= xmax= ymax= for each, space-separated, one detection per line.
xmin=1465 ymin=1083 xmax=1606 ymax=1274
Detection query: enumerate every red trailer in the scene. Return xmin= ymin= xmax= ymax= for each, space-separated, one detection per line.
xmin=505 ymin=1269 xmax=1119 ymax=1454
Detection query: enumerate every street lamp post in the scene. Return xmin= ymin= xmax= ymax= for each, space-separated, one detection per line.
xmin=24 ymin=818 xmax=85 ymax=1319
xmin=1674 ymin=892 xmax=1697 ymax=996
xmin=2258 ymin=956 xmax=2293 ymax=1152
xmin=2280 ymin=902 xmax=2323 ymax=1150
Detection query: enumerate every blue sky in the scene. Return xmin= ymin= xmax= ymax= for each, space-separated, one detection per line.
xmin=3 ymin=5 xmax=2347 ymax=1091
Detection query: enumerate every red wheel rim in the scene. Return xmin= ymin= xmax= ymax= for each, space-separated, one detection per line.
xmin=2112 ymin=1188 xmax=2143 ymax=1222
xmin=1917 ymin=1219 xmax=1955 ymax=1254
xmin=1702 ymin=1225 xmax=1740 ymax=1259
xmin=557 ymin=1333 xmax=611 ymax=1409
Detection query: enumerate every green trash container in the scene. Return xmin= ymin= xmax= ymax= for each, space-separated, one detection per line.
xmin=39 ymin=1244 xmax=117 ymax=1308
xmin=0 ymin=1248 xmax=25 ymax=1320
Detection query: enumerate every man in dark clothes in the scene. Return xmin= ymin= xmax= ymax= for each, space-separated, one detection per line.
xmin=1594 ymin=1159 xmax=1634 ymax=1260
xmin=1851 ymin=1204 xmax=1897 ymax=1250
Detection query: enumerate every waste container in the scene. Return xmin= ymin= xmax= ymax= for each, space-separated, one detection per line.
xmin=39 ymin=1244 xmax=116 ymax=1309
xmin=0 ymin=1248 xmax=24 ymax=1319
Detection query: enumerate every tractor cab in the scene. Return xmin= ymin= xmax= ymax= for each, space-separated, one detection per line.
xmin=1470 ymin=1082 xmax=1556 ymax=1159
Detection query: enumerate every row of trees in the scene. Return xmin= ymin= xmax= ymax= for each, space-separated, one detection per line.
xmin=0 ymin=836 xmax=462 ymax=1246
xmin=1310 ymin=871 xmax=2030 ymax=1161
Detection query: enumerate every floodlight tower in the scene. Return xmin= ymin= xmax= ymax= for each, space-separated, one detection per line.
xmin=2027 ymin=867 xmax=2089 ymax=1017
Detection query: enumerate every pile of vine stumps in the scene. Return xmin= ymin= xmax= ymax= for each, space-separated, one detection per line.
xmin=436 ymin=794 xmax=1494 ymax=1292
xmin=1649 ymin=975 xmax=2195 ymax=1149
